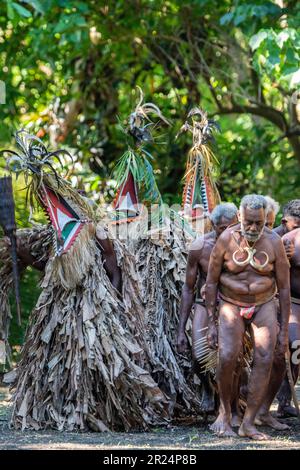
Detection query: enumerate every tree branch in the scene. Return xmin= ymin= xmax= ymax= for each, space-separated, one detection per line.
xmin=216 ymin=103 xmax=288 ymax=132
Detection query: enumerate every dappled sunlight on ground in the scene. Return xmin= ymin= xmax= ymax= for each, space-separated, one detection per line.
xmin=0 ymin=386 xmax=299 ymax=450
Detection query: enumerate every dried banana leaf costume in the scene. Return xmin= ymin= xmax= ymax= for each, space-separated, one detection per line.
xmin=107 ymin=91 xmax=200 ymax=417
xmin=4 ymin=131 xmax=167 ymax=431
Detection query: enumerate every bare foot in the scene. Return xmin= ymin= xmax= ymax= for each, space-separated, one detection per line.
xmin=255 ymin=413 xmax=290 ymax=431
xmin=238 ymin=422 xmax=270 ymax=441
xmin=210 ymin=414 xmax=237 ymax=437
xmin=231 ymin=412 xmax=242 ymax=427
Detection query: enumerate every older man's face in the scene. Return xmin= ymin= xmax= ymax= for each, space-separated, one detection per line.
xmin=240 ymin=207 xmax=266 ymax=242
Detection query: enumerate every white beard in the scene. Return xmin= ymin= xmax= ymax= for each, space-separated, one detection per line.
xmin=241 ymin=222 xmax=264 ymax=243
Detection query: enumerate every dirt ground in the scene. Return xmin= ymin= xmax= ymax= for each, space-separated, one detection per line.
xmin=0 ymin=386 xmax=300 ymax=450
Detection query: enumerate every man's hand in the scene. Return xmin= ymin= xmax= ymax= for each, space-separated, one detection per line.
xmin=207 ymin=320 xmax=218 ymax=350
xmin=177 ymin=330 xmax=189 ymax=354
xmin=276 ymin=329 xmax=289 ymax=357
xmin=283 ymin=239 xmax=295 ymax=259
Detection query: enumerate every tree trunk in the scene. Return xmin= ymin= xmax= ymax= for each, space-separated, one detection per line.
xmin=288 ymin=135 xmax=300 ymax=166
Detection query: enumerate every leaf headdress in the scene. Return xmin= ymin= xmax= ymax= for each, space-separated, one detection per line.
xmin=178 ymin=107 xmax=221 ymax=219
xmin=112 ymin=88 xmax=170 ymax=222
xmin=1 ymin=130 xmax=94 ymax=255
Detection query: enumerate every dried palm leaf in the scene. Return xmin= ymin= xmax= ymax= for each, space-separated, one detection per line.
xmin=194 ymin=327 xmax=253 ymax=375
xmin=10 ymin=226 xmax=169 ymax=431
xmin=107 ymin=213 xmax=200 ymax=418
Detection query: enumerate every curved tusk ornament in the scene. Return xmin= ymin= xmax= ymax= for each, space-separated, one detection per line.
xmin=250 ymin=251 xmax=269 ymax=271
xmin=233 ymin=247 xmax=269 ymax=270
xmin=232 ymin=247 xmax=252 ymax=266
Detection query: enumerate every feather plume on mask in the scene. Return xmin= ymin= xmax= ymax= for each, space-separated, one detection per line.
xmin=1 ymin=130 xmax=96 ymax=288
xmin=177 ymin=107 xmax=221 ymax=227
xmin=111 ymin=87 xmax=170 ymax=225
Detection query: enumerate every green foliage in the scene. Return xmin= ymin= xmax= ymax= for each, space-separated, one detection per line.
xmin=0 ymin=0 xmax=298 ymax=208
xmin=0 ymin=0 xmax=300 ymax=345
xmin=220 ymin=1 xmax=283 ymax=28
xmin=250 ymin=28 xmax=300 ymax=89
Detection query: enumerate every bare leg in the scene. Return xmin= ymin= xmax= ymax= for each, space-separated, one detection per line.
xmin=210 ymin=301 xmax=244 ymax=437
xmin=277 ymin=303 xmax=300 ymax=417
xmin=255 ymin=302 xmax=289 ymax=430
xmin=255 ymin=347 xmax=289 ymax=430
xmin=192 ymin=304 xmax=215 ymax=413
xmin=239 ymin=300 xmax=278 ymax=440
xmin=231 ymin=362 xmax=243 ymax=427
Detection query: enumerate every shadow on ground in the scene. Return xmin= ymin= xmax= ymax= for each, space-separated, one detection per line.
xmin=1 ymin=386 xmax=299 ymax=450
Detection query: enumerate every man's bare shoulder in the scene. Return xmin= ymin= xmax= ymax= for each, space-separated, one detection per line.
xmin=282 ymin=228 xmax=300 ymax=244
xmin=273 ymin=224 xmax=284 ymax=235
xmin=189 ymin=231 xmax=215 ymax=251
xmin=264 ymin=227 xmax=283 ymax=243
xmin=217 ymin=223 xmax=240 ymax=243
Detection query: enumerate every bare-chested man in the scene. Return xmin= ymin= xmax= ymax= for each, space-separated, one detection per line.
xmin=243 ymin=196 xmax=294 ymax=427
xmin=277 ymin=227 xmax=300 ymax=417
xmin=263 ymin=198 xmax=299 ymax=416
xmin=273 ymin=199 xmax=300 ymax=237
xmin=177 ymin=203 xmax=238 ymax=412
xmin=205 ymin=194 xmax=290 ymax=440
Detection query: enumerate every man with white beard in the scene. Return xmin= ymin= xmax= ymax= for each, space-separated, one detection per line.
xmin=205 ymin=194 xmax=291 ymax=440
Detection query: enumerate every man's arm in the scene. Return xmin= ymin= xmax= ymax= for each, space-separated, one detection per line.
xmin=205 ymin=235 xmax=226 ymax=348
xmin=273 ymin=225 xmax=286 ymax=237
xmin=1 ymin=236 xmax=46 ymax=272
xmin=205 ymin=236 xmax=226 ymax=321
xmin=283 ymin=231 xmax=300 ymax=268
xmin=291 ymin=234 xmax=300 ymax=268
xmin=177 ymin=247 xmax=201 ymax=352
xmin=280 ymin=230 xmax=295 ymax=259
xmin=274 ymin=237 xmax=291 ymax=354
xmin=96 ymin=227 xmax=122 ymax=293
